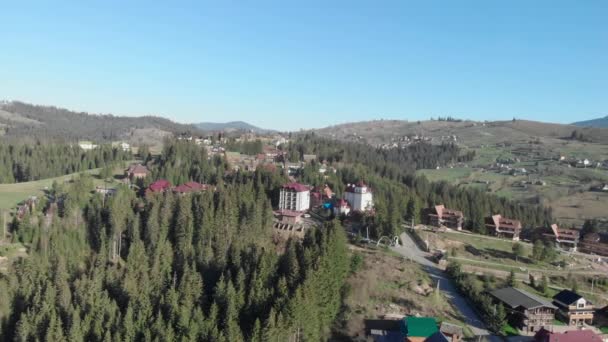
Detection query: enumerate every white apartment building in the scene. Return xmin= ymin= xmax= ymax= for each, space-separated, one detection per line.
xmin=279 ymin=182 xmax=310 ymax=212
xmin=344 ymin=181 xmax=373 ymax=212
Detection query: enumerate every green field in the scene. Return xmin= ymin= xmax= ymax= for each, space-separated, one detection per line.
xmin=0 ymin=161 xmax=134 ymax=210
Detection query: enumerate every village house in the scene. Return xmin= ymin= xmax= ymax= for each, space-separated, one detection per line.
xmin=533 ymin=327 xmax=602 ymax=342
xmin=486 ymin=214 xmax=522 ymax=241
xmin=78 ymin=140 xmax=97 ymax=150
xmin=333 ymin=198 xmax=351 ymax=216
xmin=125 ymin=164 xmax=150 ymax=180
xmin=365 ymin=316 xmax=457 ymax=342
xmin=95 ymin=186 xmax=117 ymax=196
xmin=402 ymin=317 xmax=442 ymax=342
xmin=552 ymin=289 xmax=594 ymax=326
xmin=364 ymin=318 xmax=403 ymax=342
xmin=424 ymin=205 xmax=464 ymax=230
xmin=173 ymin=181 xmax=209 ymax=195
xmin=344 ymin=181 xmax=374 ymax=212
xmin=490 ymin=287 xmax=557 ymax=333
xmin=438 ymin=322 xmax=462 ymax=342
xmin=547 ymin=224 xmax=580 ymax=251
xmin=278 ymin=182 xmax=310 ymax=212
xmin=146 ymin=179 xmax=172 ymax=196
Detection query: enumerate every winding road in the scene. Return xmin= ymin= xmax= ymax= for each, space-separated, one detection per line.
xmin=391 ymin=231 xmax=502 ymax=341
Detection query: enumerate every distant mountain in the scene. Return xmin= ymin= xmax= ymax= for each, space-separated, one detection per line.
xmin=572 ymin=116 xmax=608 ymax=128
xmin=195 ymin=121 xmax=272 ymax=133
xmin=0 ymin=101 xmax=200 ymax=147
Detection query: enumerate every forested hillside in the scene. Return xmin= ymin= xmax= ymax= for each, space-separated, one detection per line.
xmin=0 ymin=137 xmax=553 ymax=341
xmin=286 ymin=135 xmax=552 ymax=238
xmin=0 ymin=141 xmax=349 ymax=341
xmin=0 ymin=143 xmax=132 ymax=183
xmin=0 ymin=101 xmax=199 ymax=143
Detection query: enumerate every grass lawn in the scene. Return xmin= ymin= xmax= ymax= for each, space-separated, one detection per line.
xmin=600 ymin=326 xmax=608 ymax=334
xmin=0 ymin=243 xmax=25 ymax=258
xmin=501 ymin=323 xmax=519 ymax=336
xmin=0 ymin=161 xmax=135 ymax=210
xmin=416 ymin=168 xmax=473 ymax=183
xmin=552 ymin=319 xmax=566 ymax=326
xmin=440 ymin=231 xmax=529 ymax=254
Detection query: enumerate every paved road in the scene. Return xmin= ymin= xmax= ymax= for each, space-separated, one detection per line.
xmin=391 ymin=231 xmax=502 ymax=341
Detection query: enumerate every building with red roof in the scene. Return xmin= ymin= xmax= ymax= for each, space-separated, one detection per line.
xmin=486 ymin=214 xmax=522 ymax=241
xmin=425 ymin=204 xmax=464 ymax=230
xmin=534 ymin=328 xmax=602 ymax=342
xmin=344 ymin=181 xmax=373 ymax=212
xmin=547 ymin=224 xmax=580 ymax=251
xmin=173 ymin=181 xmax=209 ymax=194
xmin=333 ymin=198 xmax=351 ymax=216
xmin=125 ymin=163 xmax=150 ymax=180
xmin=147 ymin=179 xmax=172 ymax=194
xmin=279 ymin=182 xmax=310 ymax=212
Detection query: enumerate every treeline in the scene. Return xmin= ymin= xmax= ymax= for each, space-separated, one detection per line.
xmin=284 ymin=134 xmax=475 ymax=175
xmin=0 ymin=143 xmax=132 ymax=183
xmin=225 ymin=139 xmax=264 ymax=155
xmin=1 ymin=170 xmax=349 ymax=341
xmin=151 ymin=139 xmax=227 ymax=186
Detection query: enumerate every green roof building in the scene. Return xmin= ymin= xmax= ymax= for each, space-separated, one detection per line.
xmin=401 ymin=316 xmax=439 ymax=341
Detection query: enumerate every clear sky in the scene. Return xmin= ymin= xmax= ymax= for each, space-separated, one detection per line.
xmin=1 ymin=1 xmax=606 ymax=130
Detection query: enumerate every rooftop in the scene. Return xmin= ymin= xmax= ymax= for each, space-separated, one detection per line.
xmin=534 ymin=328 xmax=602 ymax=342
xmin=282 ymin=182 xmax=310 ymax=192
xmin=402 ymin=316 xmax=438 ymax=338
xmin=149 ymin=179 xmax=172 ymax=192
xmin=490 ymin=287 xmax=557 ymax=310
xmin=553 ymin=290 xmax=586 ymax=306
xmin=174 ymin=181 xmax=208 ymax=193
xmin=126 ymin=164 xmax=149 ymax=174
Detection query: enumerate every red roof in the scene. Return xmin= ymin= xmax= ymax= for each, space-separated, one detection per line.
xmin=489 ymin=214 xmax=522 ymax=230
xmin=534 ymin=328 xmax=602 ymax=342
xmin=174 ymin=181 xmax=208 ymax=193
xmin=282 ymin=182 xmax=309 ymax=192
xmin=149 ymin=179 xmax=172 ymax=192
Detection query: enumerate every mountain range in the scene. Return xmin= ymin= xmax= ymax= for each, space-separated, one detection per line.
xmin=572 ymin=115 xmax=608 ymax=128
xmin=194 ymin=121 xmax=272 ymax=133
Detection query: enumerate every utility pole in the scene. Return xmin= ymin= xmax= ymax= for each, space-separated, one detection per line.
xmin=2 ymin=210 xmax=6 ymax=242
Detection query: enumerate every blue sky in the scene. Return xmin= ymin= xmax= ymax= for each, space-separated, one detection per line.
xmin=0 ymin=1 xmax=606 ymax=130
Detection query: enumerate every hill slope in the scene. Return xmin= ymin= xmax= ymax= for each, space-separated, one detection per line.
xmin=573 ymin=116 xmax=608 ymax=128
xmin=0 ymin=101 xmax=200 ymax=146
xmin=195 ymin=121 xmax=271 ymax=133
xmin=310 ymin=119 xmax=608 ymax=146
